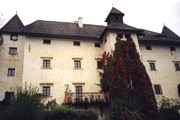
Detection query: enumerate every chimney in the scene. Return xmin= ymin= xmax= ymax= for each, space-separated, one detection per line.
xmin=78 ymin=17 xmax=83 ymax=28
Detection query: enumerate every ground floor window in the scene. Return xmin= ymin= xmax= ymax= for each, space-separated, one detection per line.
xmin=42 ymin=86 xmax=50 ymax=96
xmin=75 ymin=86 xmax=82 ymax=101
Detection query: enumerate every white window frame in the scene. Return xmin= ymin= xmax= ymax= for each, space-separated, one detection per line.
xmin=42 ymin=86 xmax=51 ymax=96
xmin=72 ymin=58 xmax=83 ymax=69
xmin=7 ymin=68 xmax=15 ymax=77
xmin=41 ymin=57 xmax=53 ymax=69
xmin=154 ymin=84 xmax=163 ymax=95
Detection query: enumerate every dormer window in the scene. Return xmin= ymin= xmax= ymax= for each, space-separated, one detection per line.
xmin=10 ymin=34 xmax=18 ymax=41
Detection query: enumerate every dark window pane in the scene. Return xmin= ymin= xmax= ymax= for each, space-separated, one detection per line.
xmin=175 ymin=63 xmax=180 ymax=71
xmin=43 ymin=60 xmax=50 ymax=68
xmin=73 ymin=41 xmax=80 ymax=46
xmin=154 ymin=85 xmax=163 ymax=95
xmin=7 ymin=68 xmax=15 ymax=77
xmin=43 ymin=86 xmax=50 ymax=96
xmin=146 ymin=45 xmax=152 ymax=50
xmin=170 ymin=47 xmax=176 ymax=51
xmin=97 ymin=61 xmax=102 ymax=69
xmin=43 ymin=39 xmax=51 ymax=44
xmin=95 ymin=42 xmax=100 ymax=47
xmin=74 ymin=60 xmax=81 ymax=69
xmin=9 ymin=47 xmax=17 ymax=55
xmin=149 ymin=63 xmax=156 ymax=70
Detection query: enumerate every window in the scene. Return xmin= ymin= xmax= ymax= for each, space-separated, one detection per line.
xmin=154 ymin=84 xmax=163 ymax=95
xmin=7 ymin=68 xmax=15 ymax=77
xmin=174 ymin=63 xmax=180 ymax=71
xmin=73 ymin=41 xmax=80 ymax=46
xmin=97 ymin=60 xmax=102 ymax=69
xmin=170 ymin=47 xmax=176 ymax=51
xmin=75 ymin=86 xmax=82 ymax=101
xmin=43 ymin=60 xmax=51 ymax=68
xmin=42 ymin=86 xmax=50 ymax=96
xmin=95 ymin=42 xmax=101 ymax=47
xmin=43 ymin=39 xmax=51 ymax=44
xmin=74 ymin=60 xmax=81 ymax=69
xmin=146 ymin=45 xmax=152 ymax=50
xmin=10 ymin=34 xmax=18 ymax=41
xmin=9 ymin=47 xmax=17 ymax=55
xmin=149 ymin=63 xmax=156 ymax=70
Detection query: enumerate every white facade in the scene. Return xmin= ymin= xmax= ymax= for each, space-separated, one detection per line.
xmin=0 ymin=7 xmax=179 ymax=104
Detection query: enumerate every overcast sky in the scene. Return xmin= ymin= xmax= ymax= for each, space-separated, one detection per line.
xmin=0 ymin=0 xmax=180 ymax=36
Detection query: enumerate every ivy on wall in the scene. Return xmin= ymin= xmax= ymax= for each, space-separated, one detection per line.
xmin=101 ymin=34 xmax=158 ymax=120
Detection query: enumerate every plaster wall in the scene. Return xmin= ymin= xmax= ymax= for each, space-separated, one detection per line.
xmin=0 ymin=34 xmax=24 ymax=100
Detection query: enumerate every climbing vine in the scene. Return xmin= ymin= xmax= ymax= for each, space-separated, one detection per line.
xmin=101 ymin=34 xmax=158 ymax=120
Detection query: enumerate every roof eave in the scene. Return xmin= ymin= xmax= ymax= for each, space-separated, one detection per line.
xmin=23 ymin=32 xmax=99 ymax=40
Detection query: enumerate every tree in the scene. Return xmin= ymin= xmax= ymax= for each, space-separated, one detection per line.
xmin=101 ymin=34 xmax=158 ymax=120
xmin=9 ymin=83 xmax=44 ymax=120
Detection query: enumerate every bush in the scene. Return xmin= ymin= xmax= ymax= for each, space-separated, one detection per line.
xmin=0 ymin=83 xmax=45 ymax=120
xmin=108 ymin=99 xmax=144 ymax=120
xmin=76 ymin=110 xmax=98 ymax=120
xmin=44 ymin=104 xmax=78 ymax=120
xmin=158 ymin=97 xmax=180 ymax=120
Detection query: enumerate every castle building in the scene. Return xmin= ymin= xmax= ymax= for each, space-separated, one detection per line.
xmin=0 ymin=7 xmax=179 ymax=104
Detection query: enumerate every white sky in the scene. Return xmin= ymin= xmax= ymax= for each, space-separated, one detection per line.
xmin=0 ymin=0 xmax=180 ymax=36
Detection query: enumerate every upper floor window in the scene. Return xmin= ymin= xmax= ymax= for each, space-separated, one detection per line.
xmin=95 ymin=42 xmax=101 ymax=48
xmin=154 ymin=84 xmax=163 ymax=95
xmin=170 ymin=46 xmax=176 ymax=51
xmin=42 ymin=86 xmax=50 ymax=96
xmin=74 ymin=60 xmax=81 ymax=69
xmin=41 ymin=57 xmax=53 ymax=69
xmin=9 ymin=47 xmax=17 ymax=55
xmin=97 ymin=60 xmax=102 ymax=69
xmin=73 ymin=41 xmax=80 ymax=46
xmin=174 ymin=62 xmax=180 ymax=71
xmin=10 ymin=34 xmax=18 ymax=41
xmin=7 ymin=68 xmax=15 ymax=77
xmin=149 ymin=62 xmax=156 ymax=71
xmin=43 ymin=60 xmax=51 ymax=68
xmin=146 ymin=45 xmax=152 ymax=50
xmin=43 ymin=39 xmax=51 ymax=45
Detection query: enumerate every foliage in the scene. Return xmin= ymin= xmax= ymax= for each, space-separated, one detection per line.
xmin=0 ymin=83 xmax=44 ymax=120
xmin=108 ymin=98 xmax=144 ymax=120
xmin=100 ymin=34 xmax=158 ymax=120
xmin=158 ymin=96 xmax=180 ymax=120
xmin=76 ymin=110 xmax=98 ymax=120
xmin=45 ymin=102 xmax=78 ymax=120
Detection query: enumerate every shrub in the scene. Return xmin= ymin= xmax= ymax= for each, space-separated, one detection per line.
xmin=158 ymin=96 xmax=180 ymax=120
xmin=76 ymin=110 xmax=98 ymax=120
xmin=1 ymin=83 xmax=45 ymax=120
xmin=108 ymin=99 xmax=144 ymax=120
xmin=45 ymin=104 xmax=78 ymax=120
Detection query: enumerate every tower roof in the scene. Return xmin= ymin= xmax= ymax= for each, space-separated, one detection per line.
xmin=105 ymin=7 xmax=125 ymax=22
xmin=161 ymin=25 xmax=179 ymax=39
xmin=0 ymin=14 xmax=24 ymax=33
